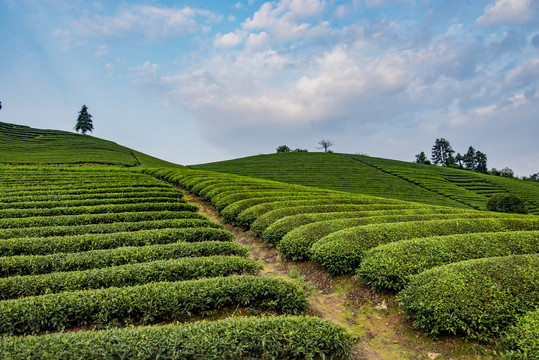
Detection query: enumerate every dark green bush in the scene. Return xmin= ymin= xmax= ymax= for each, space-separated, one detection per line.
xmin=501 ymin=308 xmax=539 ymax=359
xmin=358 ymin=230 xmax=539 ymax=291
xmin=487 ymin=193 xmax=528 ymax=214
xmin=0 ymin=275 xmax=306 ymax=336
xmin=311 ymin=217 xmax=539 ymax=275
xmin=0 ymin=241 xmax=248 ymax=277
xmin=0 ymin=256 xmax=261 ymax=300
xmin=0 ymin=315 xmax=355 ymax=359
xmin=0 ymin=228 xmax=234 ymax=256
xmin=398 ymin=254 xmax=539 ymax=341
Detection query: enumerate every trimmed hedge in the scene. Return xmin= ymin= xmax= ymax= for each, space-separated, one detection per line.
xmin=501 ymin=308 xmax=539 ymax=359
xmin=0 ymin=241 xmax=249 ymax=277
xmin=0 ymin=315 xmax=355 ymax=360
xmin=0 ymin=275 xmax=307 ymax=336
xmin=0 ymin=211 xmax=204 ymax=229
xmin=251 ymin=203 xmax=429 ymax=237
xmin=311 ymin=217 xmax=539 ymax=275
xmin=0 ymin=202 xmax=197 ymax=219
xmin=0 ymin=196 xmax=185 ymax=210
xmin=398 ymin=254 xmax=539 ymax=341
xmin=358 ymin=230 xmax=539 ymax=291
xmin=214 ymin=191 xmax=315 ymax=211
xmin=0 ymin=218 xmax=221 ymax=239
xmin=263 ymin=206 xmax=466 ymax=245
xmin=0 ymin=256 xmax=261 ymax=300
xmin=0 ymin=228 xmax=234 ymax=256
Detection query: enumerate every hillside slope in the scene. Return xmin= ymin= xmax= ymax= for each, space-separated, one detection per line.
xmin=0 ymin=121 xmax=179 ymax=167
xmin=193 ymin=152 xmax=539 ymax=213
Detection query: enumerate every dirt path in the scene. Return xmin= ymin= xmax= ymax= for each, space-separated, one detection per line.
xmin=183 ymin=192 xmax=498 ymax=360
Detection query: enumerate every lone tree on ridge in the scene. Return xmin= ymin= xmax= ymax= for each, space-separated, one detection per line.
xmin=431 ymin=138 xmax=454 ymax=166
xmin=75 ymin=105 xmax=94 ymax=135
xmin=318 ymin=139 xmax=334 ymax=153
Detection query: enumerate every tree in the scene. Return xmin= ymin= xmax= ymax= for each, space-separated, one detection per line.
xmin=276 ymin=145 xmax=291 ymax=153
xmin=74 ymin=105 xmax=93 ymax=135
xmin=318 ymin=139 xmax=333 ymax=153
xmin=474 ymin=151 xmax=488 ymax=174
xmin=415 ymin=152 xmax=430 ymax=164
xmin=455 ymin=153 xmax=464 ymax=168
xmin=500 ymin=167 xmax=514 ymax=178
xmin=487 ymin=193 xmax=528 ymax=214
xmin=431 ymin=138 xmax=454 ymax=166
xmin=463 ymin=146 xmax=476 ymax=170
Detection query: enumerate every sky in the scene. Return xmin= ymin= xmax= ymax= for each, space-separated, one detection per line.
xmin=0 ymin=0 xmax=538 ymax=176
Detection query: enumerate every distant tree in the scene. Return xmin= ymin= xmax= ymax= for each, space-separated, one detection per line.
xmin=74 ymin=105 xmax=93 ymax=135
xmin=0 ymin=101 xmax=2 ymax=110
xmin=276 ymin=145 xmax=291 ymax=153
xmin=463 ymin=146 xmax=476 ymax=169
xmin=527 ymin=173 xmax=539 ymax=182
xmin=500 ymin=167 xmax=514 ymax=178
xmin=415 ymin=152 xmax=431 ymax=165
xmin=474 ymin=151 xmax=488 ymax=174
xmin=318 ymin=139 xmax=333 ymax=153
xmin=487 ymin=193 xmax=528 ymax=214
xmin=489 ymin=168 xmax=501 ymax=176
xmin=455 ymin=153 xmax=464 ymax=168
xmin=431 ymin=138 xmax=454 ymax=166
xmin=292 ymin=148 xmax=308 ymax=152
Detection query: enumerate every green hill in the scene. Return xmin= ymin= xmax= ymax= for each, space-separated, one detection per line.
xmin=0 ymin=121 xmax=179 ymax=167
xmin=192 ymin=152 xmax=539 ymax=214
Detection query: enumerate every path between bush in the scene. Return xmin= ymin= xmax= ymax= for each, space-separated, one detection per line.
xmin=183 ymin=192 xmax=498 ymax=360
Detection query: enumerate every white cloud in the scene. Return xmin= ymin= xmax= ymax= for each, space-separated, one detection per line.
xmin=476 ymin=0 xmax=532 ymax=27
xmin=214 ymin=32 xmax=243 ymax=49
xmin=71 ymin=5 xmax=214 ymax=39
xmin=95 ymin=44 xmax=108 ymax=57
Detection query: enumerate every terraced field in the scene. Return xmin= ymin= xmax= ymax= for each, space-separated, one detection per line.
xmin=0 ymin=167 xmax=353 ymax=359
xmin=194 ymin=152 xmax=539 ymax=214
xmin=148 ymin=166 xmax=539 ymax=357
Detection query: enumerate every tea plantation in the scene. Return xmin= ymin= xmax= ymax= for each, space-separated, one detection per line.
xmin=2 ymin=120 xmax=538 ymax=358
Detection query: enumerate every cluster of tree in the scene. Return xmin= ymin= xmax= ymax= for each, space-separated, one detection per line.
xmin=415 ymin=138 xmax=488 ymax=174
xmin=276 ymin=139 xmax=334 ymax=154
xmin=276 ymin=145 xmax=308 ymax=153
xmin=487 ymin=193 xmax=528 ymax=214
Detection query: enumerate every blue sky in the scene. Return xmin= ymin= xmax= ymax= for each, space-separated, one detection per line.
xmin=1 ymin=0 xmax=538 ymax=176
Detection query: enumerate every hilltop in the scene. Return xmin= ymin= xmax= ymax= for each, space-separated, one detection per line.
xmin=0 ymin=121 xmax=180 ymax=168
xmin=193 ymin=152 xmax=539 ymax=214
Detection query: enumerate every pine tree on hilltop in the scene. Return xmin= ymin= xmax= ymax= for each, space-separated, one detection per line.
xmin=75 ymin=105 xmax=93 ymax=135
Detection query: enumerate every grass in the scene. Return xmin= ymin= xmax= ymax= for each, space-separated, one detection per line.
xmin=193 ymin=151 xmax=539 ymax=213
xmin=0 ymin=121 xmax=179 ymax=167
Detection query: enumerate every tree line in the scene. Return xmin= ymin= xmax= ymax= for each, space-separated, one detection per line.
xmin=415 ymin=138 xmax=538 ymax=181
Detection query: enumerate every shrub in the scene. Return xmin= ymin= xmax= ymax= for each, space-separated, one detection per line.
xmin=0 ymin=228 xmax=234 ymax=257
xmin=487 ymin=193 xmax=528 ymax=214
xmin=358 ymin=230 xmax=539 ymax=291
xmin=311 ymin=217 xmax=539 ymax=275
xmin=0 ymin=275 xmax=307 ymax=336
xmin=397 ymin=254 xmax=539 ymax=341
xmin=0 ymin=315 xmax=355 ymax=360
xmin=0 ymin=256 xmax=261 ymax=300
xmin=0 ymin=218 xmax=221 ymax=239
xmin=501 ymin=308 xmax=539 ymax=359
xmin=0 ymin=241 xmax=249 ymax=277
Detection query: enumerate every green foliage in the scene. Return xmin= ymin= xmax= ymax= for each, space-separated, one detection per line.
xmin=74 ymin=105 xmax=94 ymax=135
xmin=487 ymin=193 xmax=528 ymax=214
xmin=0 ymin=275 xmax=306 ymax=336
xmin=397 ymin=254 xmax=539 ymax=341
xmin=0 ymin=122 xmax=179 ymax=166
xmin=501 ymin=308 xmax=539 ymax=359
xmin=0 ymin=228 xmax=234 ymax=257
xmin=276 ymin=145 xmax=291 ymax=153
xmin=358 ymin=231 xmax=539 ymax=291
xmin=431 ymin=138 xmax=455 ymax=166
xmin=311 ymin=217 xmax=539 ymax=275
xmin=0 ymin=256 xmax=261 ymax=300
xmin=0 ymin=315 xmax=355 ymax=360
xmin=0 ymin=241 xmax=248 ymax=277
xmin=0 ymin=218 xmax=221 ymax=239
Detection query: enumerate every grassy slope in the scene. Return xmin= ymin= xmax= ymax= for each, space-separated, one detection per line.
xmin=0 ymin=121 xmax=179 ymax=168
xmin=193 ymin=152 xmax=539 ymax=213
